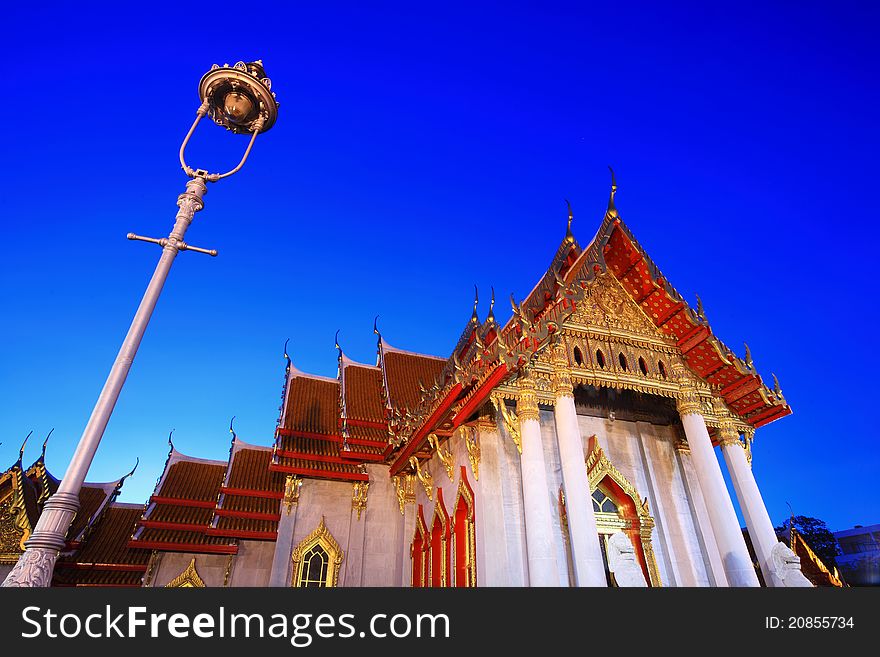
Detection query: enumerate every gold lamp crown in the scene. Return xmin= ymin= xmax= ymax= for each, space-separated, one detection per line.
xmin=198 ymin=60 xmax=278 ymax=134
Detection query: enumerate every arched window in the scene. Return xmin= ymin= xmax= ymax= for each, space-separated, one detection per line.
xmin=573 ymin=346 xmax=584 ymax=366
xmin=292 ymin=517 xmax=344 ymax=587
xmin=453 ymin=467 xmax=477 ymax=587
xmin=658 ymin=360 xmax=667 ymax=379
xmin=411 ymin=506 xmax=428 ymax=587
xmin=592 ymin=488 xmax=619 ymax=514
xmin=429 ymin=490 xmax=451 ymax=587
xmin=596 ymin=350 xmax=606 ymax=369
xmin=618 ymin=353 xmax=628 ymax=370
xmin=638 ymin=356 xmax=648 ymax=375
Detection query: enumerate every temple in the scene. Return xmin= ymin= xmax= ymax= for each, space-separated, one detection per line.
xmin=2 ymin=175 xmax=815 ymax=587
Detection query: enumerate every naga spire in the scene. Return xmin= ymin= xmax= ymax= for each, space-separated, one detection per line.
xmin=772 ymin=372 xmax=784 ymax=399
xmin=743 ymin=342 xmax=754 ymax=370
xmin=229 ymin=416 xmax=237 ymax=442
xmin=565 ymin=199 xmax=574 ymax=242
xmin=607 ymin=165 xmax=618 ymax=218
xmin=373 ymin=315 xmax=381 ymax=339
xmin=695 ymin=294 xmax=707 ymax=322
xmin=283 ymin=338 xmax=291 ymax=374
xmin=487 ymin=287 xmax=496 ymax=324
xmin=18 ymin=430 xmax=32 ymax=464
xmin=471 ymin=285 xmax=480 ymax=324
xmin=167 ymin=429 xmax=175 ymax=452
xmin=39 ymin=428 xmax=54 ymax=463
xmin=121 ymin=458 xmax=139 ymax=483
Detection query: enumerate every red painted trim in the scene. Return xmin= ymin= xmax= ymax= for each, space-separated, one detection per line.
xmin=721 ymin=376 xmax=761 ymax=402
xmin=55 ymin=562 xmax=148 ymax=572
xmin=214 ymin=509 xmax=281 ymax=522
xmin=274 ymin=448 xmax=359 ymax=465
xmin=451 ymin=364 xmax=509 ymax=428
xmin=679 ymin=326 xmax=710 ymax=353
xmin=150 ymin=496 xmax=216 ymax=509
xmin=220 ymin=486 xmax=283 ymax=500
xmin=346 ymin=418 xmax=387 ymax=429
xmin=390 ymin=382 xmax=463 ymax=476
xmin=126 ymin=540 xmax=238 ymax=555
xmin=138 ymin=519 xmax=208 ymax=533
xmin=339 ymin=448 xmax=385 ymax=462
xmin=206 ymin=528 xmax=278 ymax=540
xmin=268 ymin=463 xmax=369 ymax=482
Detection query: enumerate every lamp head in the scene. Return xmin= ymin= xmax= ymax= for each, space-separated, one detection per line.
xmin=198 ymin=60 xmax=278 ymax=134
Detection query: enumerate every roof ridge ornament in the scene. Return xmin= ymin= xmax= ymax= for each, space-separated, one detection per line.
xmin=229 ymin=416 xmax=237 ymax=442
xmin=283 ymin=338 xmax=291 ymax=374
xmin=565 ymin=199 xmax=574 ymax=242
xmin=487 ymin=287 xmax=496 ymax=325
xmin=471 ymin=285 xmax=480 ymax=324
xmin=39 ymin=428 xmax=53 ymax=463
xmin=743 ymin=342 xmax=754 ymax=370
xmin=607 ymin=165 xmax=618 ymax=218
xmin=18 ymin=431 xmax=33 ymax=464
xmin=695 ymin=294 xmax=708 ymax=323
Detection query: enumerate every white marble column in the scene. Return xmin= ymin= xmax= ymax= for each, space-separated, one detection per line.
xmin=396 ymin=475 xmax=417 ymax=587
xmin=675 ymin=381 xmax=759 ymax=587
xmin=268 ymin=475 xmax=302 ymax=587
xmin=517 ymin=372 xmax=560 ymax=586
xmin=719 ymin=427 xmax=783 ymax=587
xmin=551 ymin=343 xmax=607 ymax=587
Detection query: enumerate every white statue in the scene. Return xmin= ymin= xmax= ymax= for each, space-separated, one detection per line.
xmin=607 ymin=531 xmax=647 ymax=587
xmin=770 ymin=542 xmax=813 ymax=587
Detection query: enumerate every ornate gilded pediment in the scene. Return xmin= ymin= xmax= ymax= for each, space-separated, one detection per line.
xmin=567 ymin=273 xmax=665 ymax=339
xmin=165 ymin=558 xmax=206 ymax=587
xmin=0 ymin=471 xmax=32 ymax=564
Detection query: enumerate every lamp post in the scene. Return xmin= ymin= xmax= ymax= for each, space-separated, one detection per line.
xmin=2 ymin=60 xmax=278 ymax=587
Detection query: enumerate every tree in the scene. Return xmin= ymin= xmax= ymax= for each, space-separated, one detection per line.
xmin=775 ymin=515 xmax=840 ymax=568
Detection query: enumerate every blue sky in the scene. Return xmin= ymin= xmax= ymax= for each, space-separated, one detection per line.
xmin=1 ymin=2 xmax=877 ymax=533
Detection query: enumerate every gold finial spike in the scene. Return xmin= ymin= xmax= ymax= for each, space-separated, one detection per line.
xmin=18 ymin=430 xmax=33 ymax=463
xmin=695 ymin=294 xmax=707 ymax=321
xmin=772 ymin=372 xmax=783 ymax=397
xmin=282 ymin=338 xmax=291 ymax=373
xmin=743 ymin=342 xmax=754 ymax=370
xmin=229 ymin=416 xmax=237 ymax=442
xmin=565 ymin=199 xmax=574 ymax=241
xmin=510 ymin=292 xmax=519 ymax=315
xmin=607 ymin=165 xmax=618 ymax=218
xmin=373 ymin=315 xmax=381 ymax=337
xmin=40 ymin=428 xmax=54 ymax=461
xmin=471 ymin=285 xmax=479 ymax=324
xmin=167 ymin=429 xmax=175 ymax=450
xmin=334 ymin=329 xmax=342 ymax=354
xmin=487 ymin=287 xmax=496 ymax=323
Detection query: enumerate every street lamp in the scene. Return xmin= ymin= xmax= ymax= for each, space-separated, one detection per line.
xmin=2 ymin=61 xmax=278 ymax=587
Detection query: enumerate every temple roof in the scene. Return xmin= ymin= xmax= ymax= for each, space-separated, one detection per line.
xmin=54 ymin=504 xmax=149 ymax=587
xmin=129 ymin=447 xmax=236 ymax=554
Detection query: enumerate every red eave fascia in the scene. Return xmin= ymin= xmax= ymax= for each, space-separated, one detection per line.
xmin=721 ymin=376 xmax=761 ymax=402
xmin=126 ymin=540 xmax=238 ymax=555
xmin=450 ymin=363 xmax=509 ymax=429
xmin=749 ymin=405 xmax=791 ymax=428
xmin=339 ymin=448 xmax=385 ymax=462
xmin=274 ymin=448 xmax=361 ymax=465
xmin=137 ymin=520 xmax=209 ymax=533
xmin=55 ymin=562 xmax=148 ymax=572
xmin=276 ymin=429 xmax=384 ymax=449
xmin=205 ymin=528 xmax=278 ymax=540
xmin=390 ymin=382 xmax=464 ymax=476
xmin=678 ymin=325 xmax=710 ymax=353
xmin=220 ymin=486 xmax=283 ymax=500
xmin=213 ymin=509 xmax=281 ymax=522
xmin=150 ymin=496 xmax=216 ymax=509
xmin=267 ymin=463 xmax=369 ymax=482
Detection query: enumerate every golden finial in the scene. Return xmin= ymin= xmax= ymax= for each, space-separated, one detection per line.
xmin=695 ymin=294 xmax=707 ymax=322
xmin=373 ymin=315 xmax=381 ymax=337
xmin=229 ymin=416 xmax=237 ymax=442
xmin=471 ymin=285 xmax=479 ymax=324
xmin=282 ymin=338 xmax=291 ymax=373
xmin=743 ymin=342 xmax=754 ymax=370
xmin=772 ymin=372 xmax=783 ymax=398
xmin=18 ymin=430 xmax=32 ymax=463
xmin=167 ymin=429 xmax=175 ymax=450
xmin=607 ymin=165 xmax=618 ymax=218
xmin=565 ymin=199 xmax=574 ymax=242
xmin=487 ymin=287 xmax=496 ymax=324
xmin=334 ymin=329 xmax=343 ymax=355
xmin=39 ymin=428 xmax=53 ymax=462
